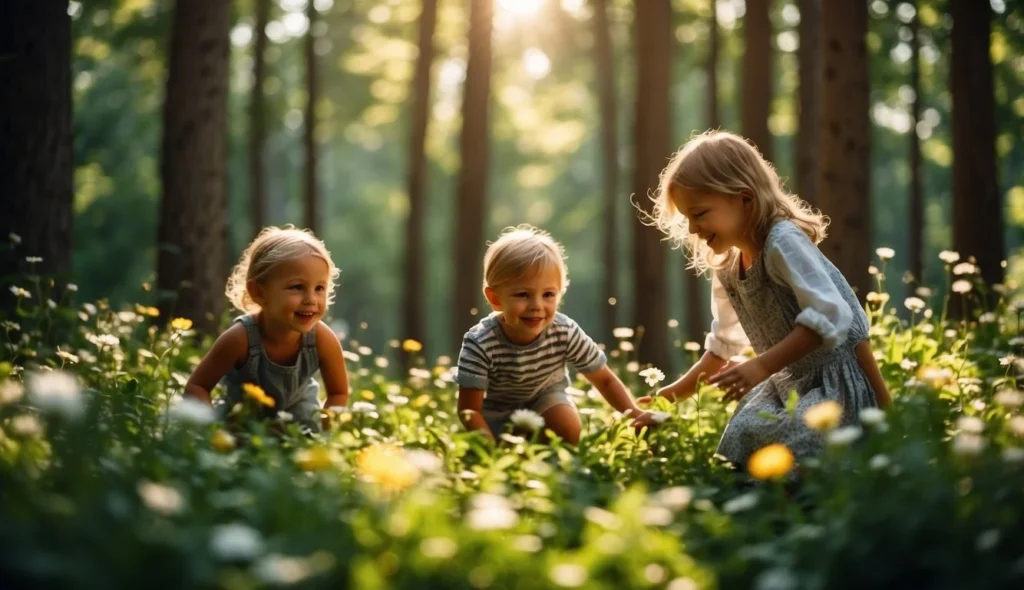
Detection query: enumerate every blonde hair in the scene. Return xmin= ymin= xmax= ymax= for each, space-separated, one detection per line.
xmin=225 ymin=225 xmax=340 ymax=313
xmin=649 ymin=130 xmax=828 ymax=273
xmin=482 ymin=224 xmax=569 ymax=294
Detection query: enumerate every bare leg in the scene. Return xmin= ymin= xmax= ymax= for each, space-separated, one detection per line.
xmin=540 ymin=404 xmax=581 ymax=445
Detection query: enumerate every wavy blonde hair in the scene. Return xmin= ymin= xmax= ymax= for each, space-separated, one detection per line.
xmin=482 ymin=224 xmax=569 ymax=294
xmin=225 ymin=225 xmax=340 ymax=313
xmin=649 ymin=130 xmax=828 ymax=273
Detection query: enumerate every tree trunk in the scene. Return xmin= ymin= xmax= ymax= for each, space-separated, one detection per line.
xmin=741 ymin=0 xmax=773 ymax=162
xmin=250 ymin=0 xmax=269 ymax=237
xmin=593 ymin=0 xmax=619 ymax=343
xmin=817 ymin=0 xmax=870 ymax=298
xmin=908 ymin=0 xmax=924 ymax=284
xmin=0 ymin=1 xmax=73 ymax=285
xmin=451 ymin=0 xmax=494 ymax=350
xmin=156 ymin=0 xmax=231 ymax=333
xmin=951 ymin=0 xmax=1001 ymax=288
xmin=402 ymin=0 xmax=438 ymax=359
xmin=795 ymin=0 xmax=820 ymax=205
xmin=304 ymin=0 xmax=319 ymax=234
xmin=632 ymin=0 xmax=671 ymax=370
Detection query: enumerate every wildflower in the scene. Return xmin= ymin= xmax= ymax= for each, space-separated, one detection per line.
xmin=277 ymin=411 xmax=293 ymax=422
xmin=899 ymin=358 xmax=918 ymax=372
xmin=956 ymin=416 xmax=985 ymax=435
xmin=952 ymin=262 xmax=977 ymax=276
xmin=512 ymin=535 xmax=543 ymax=553
xmin=869 ymin=454 xmax=890 ymax=470
xmin=356 ymin=443 xmax=419 ymax=491
xmin=747 ymin=443 xmax=795 ymax=480
xmin=87 ymin=333 xmax=120 ymax=348
xmin=667 ymin=318 xmax=679 ymax=328
xmin=952 ymin=433 xmax=985 ymax=456
xmin=1003 ymin=447 xmax=1024 ymax=463
xmin=253 ymin=553 xmax=324 ymax=585
xmin=1000 ymin=355 xmax=1017 ymax=367
xmin=26 ymin=369 xmax=84 ymax=420
xmin=509 ymin=409 xmax=545 ymax=432
xmin=242 ymin=383 xmax=275 ymax=408
xmin=11 ymin=414 xmax=43 ymax=437
xmin=626 ymin=361 xmax=639 ymax=373
xmin=826 ymin=425 xmax=863 ymax=447
xmin=639 ymin=367 xmax=665 ymax=387
xmin=168 ymin=397 xmax=216 ymax=426
xmin=646 ymin=411 xmax=671 ymax=424
xmin=66 ymin=283 xmax=78 ymax=292
xmin=951 ymin=280 xmax=972 ymax=294
xmin=420 ymin=537 xmax=458 ymax=559
xmin=549 ymin=563 xmax=587 ymax=588
xmin=722 ymin=492 xmax=759 ymax=514
xmin=9 ymin=286 xmax=30 ymax=299
xmin=210 ymin=523 xmax=264 ymax=561
xmin=939 ymin=250 xmax=960 ymax=264
xmin=404 ymin=449 xmax=443 ymax=473
xmin=137 ymin=481 xmax=185 ymax=516
xmin=401 ymin=339 xmax=423 ymax=353
xmin=804 ymin=400 xmax=843 ymax=432
xmin=978 ymin=312 xmax=996 ymax=324
xmin=170 ymin=317 xmax=192 ymax=330
xmin=868 ymin=265 xmax=879 ymax=276
xmin=875 ymin=247 xmax=895 ymax=261
xmin=916 ymin=365 xmax=953 ymax=389
xmin=24 ymin=256 xmax=42 ymax=264
xmin=619 ymin=341 xmax=634 ymax=351
xmin=904 ymin=297 xmax=926 ymax=313
xmin=915 ymin=286 xmax=933 ymax=298
xmin=0 ymin=381 xmax=24 ymax=406
xmin=466 ymin=493 xmax=518 ymax=530
xmin=211 ymin=429 xmax=236 ymax=452
xmin=1008 ymin=415 xmax=1024 ymax=437
xmin=351 ymin=401 xmax=377 ymax=414
xmin=683 ymin=341 xmax=702 ymax=352
xmin=55 ymin=348 xmax=79 ymax=364
xmin=8 ymin=233 xmax=21 ymax=244
xmin=976 ymin=529 xmax=1000 ymax=552
xmin=993 ymin=389 xmax=1024 ymax=409
xmin=859 ymin=407 xmax=886 ymax=427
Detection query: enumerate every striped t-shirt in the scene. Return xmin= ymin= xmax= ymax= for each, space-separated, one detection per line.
xmin=456 ymin=312 xmax=607 ymax=411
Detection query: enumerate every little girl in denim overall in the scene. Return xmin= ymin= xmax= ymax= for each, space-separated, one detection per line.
xmin=185 ymin=226 xmax=350 ymax=432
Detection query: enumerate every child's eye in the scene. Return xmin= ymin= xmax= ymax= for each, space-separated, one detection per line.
xmin=694 ymin=211 xmax=708 ymax=219
xmin=513 ymin=292 xmax=527 ymax=298
xmin=544 ymin=292 xmax=556 ymax=298
xmin=315 ymin=286 xmax=326 ymax=292
xmin=289 ymin=285 xmax=303 ymax=290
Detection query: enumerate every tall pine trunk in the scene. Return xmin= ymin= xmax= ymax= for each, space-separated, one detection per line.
xmin=451 ymin=0 xmax=494 ymax=350
xmin=951 ymin=0 xmax=1001 ymax=288
xmin=0 ymin=1 xmax=74 ymax=284
xmin=250 ymin=0 xmax=269 ymax=237
xmin=741 ymin=0 xmax=773 ymax=162
xmin=795 ymin=0 xmax=820 ymax=205
xmin=402 ymin=0 xmax=438 ymax=357
xmin=156 ymin=0 xmax=231 ymax=333
xmin=908 ymin=1 xmax=924 ymax=283
xmin=817 ymin=0 xmax=870 ymax=298
xmin=304 ymin=0 xmax=320 ymax=234
xmin=593 ymin=0 xmax=619 ymax=343
xmin=632 ymin=0 xmax=671 ymax=370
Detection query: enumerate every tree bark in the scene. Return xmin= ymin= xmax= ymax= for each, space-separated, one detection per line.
xmin=908 ymin=0 xmax=924 ymax=283
xmin=451 ymin=0 xmax=494 ymax=350
xmin=593 ymin=0 xmax=619 ymax=343
xmin=741 ymin=0 xmax=773 ymax=162
xmin=795 ymin=0 xmax=820 ymax=206
xmin=304 ymin=0 xmax=319 ymax=234
xmin=402 ymin=0 xmax=438 ymax=358
xmin=951 ymin=0 xmax=1001 ymax=288
xmin=817 ymin=0 xmax=871 ymax=298
xmin=250 ymin=0 xmax=269 ymax=237
xmin=156 ymin=0 xmax=231 ymax=333
xmin=0 ymin=1 xmax=74 ymax=285
xmin=632 ymin=0 xmax=671 ymax=370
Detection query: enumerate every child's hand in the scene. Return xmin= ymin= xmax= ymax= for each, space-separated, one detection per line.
xmin=709 ymin=358 xmax=770 ymax=402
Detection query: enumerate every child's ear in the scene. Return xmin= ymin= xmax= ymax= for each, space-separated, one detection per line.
xmin=739 ymin=190 xmax=754 ymax=207
xmin=483 ymin=286 xmax=503 ymax=311
xmin=247 ymin=281 xmax=266 ymax=306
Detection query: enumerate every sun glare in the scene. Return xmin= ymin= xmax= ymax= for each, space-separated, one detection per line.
xmin=497 ymin=0 xmax=545 ymax=17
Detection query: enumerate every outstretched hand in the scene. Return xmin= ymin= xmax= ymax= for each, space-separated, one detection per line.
xmin=708 ymin=358 xmax=769 ymax=402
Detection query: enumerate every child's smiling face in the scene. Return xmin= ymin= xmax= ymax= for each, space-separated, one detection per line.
xmin=484 ymin=265 xmax=562 ymax=345
xmin=672 ymin=187 xmax=752 ymax=256
xmin=249 ymin=254 xmax=331 ymax=335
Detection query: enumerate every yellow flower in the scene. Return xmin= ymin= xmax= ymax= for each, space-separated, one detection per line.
xmin=243 ymin=383 xmax=275 ymax=408
xmin=359 ymin=389 xmax=375 ymax=400
xmin=804 ymin=400 xmax=843 ymax=432
xmin=357 ymin=443 xmax=420 ymax=493
xmin=916 ymin=365 xmax=953 ymax=389
xmin=211 ymin=429 xmax=236 ymax=452
xmin=747 ymin=443 xmax=795 ymax=480
xmin=294 ymin=446 xmax=337 ymax=472
xmin=135 ymin=304 xmax=160 ymax=317
xmin=412 ymin=394 xmax=431 ymax=408
xmin=170 ymin=317 xmax=193 ymax=330
xmin=401 ymin=339 xmax=423 ymax=353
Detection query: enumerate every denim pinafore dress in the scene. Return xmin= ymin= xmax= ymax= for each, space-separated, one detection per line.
xmin=217 ymin=314 xmax=322 ymax=432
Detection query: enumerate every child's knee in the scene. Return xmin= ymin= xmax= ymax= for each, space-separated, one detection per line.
xmin=542 ymin=405 xmax=581 ymax=444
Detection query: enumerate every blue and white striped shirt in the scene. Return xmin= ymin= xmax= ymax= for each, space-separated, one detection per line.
xmin=456 ymin=312 xmax=607 ymax=411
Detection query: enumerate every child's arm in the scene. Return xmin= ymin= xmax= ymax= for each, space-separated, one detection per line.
xmin=184 ymin=323 xmax=248 ymax=404
xmin=855 ymin=340 xmax=891 ymax=408
xmin=457 ymin=388 xmax=494 ymax=441
xmin=581 ymin=365 xmax=643 ymax=415
xmin=652 ymin=351 xmax=730 ymax=403
xmin=709 ymin=325 xmax=821 ymax=400
xmin=315 ymin=322 xmax=350 ymax=409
